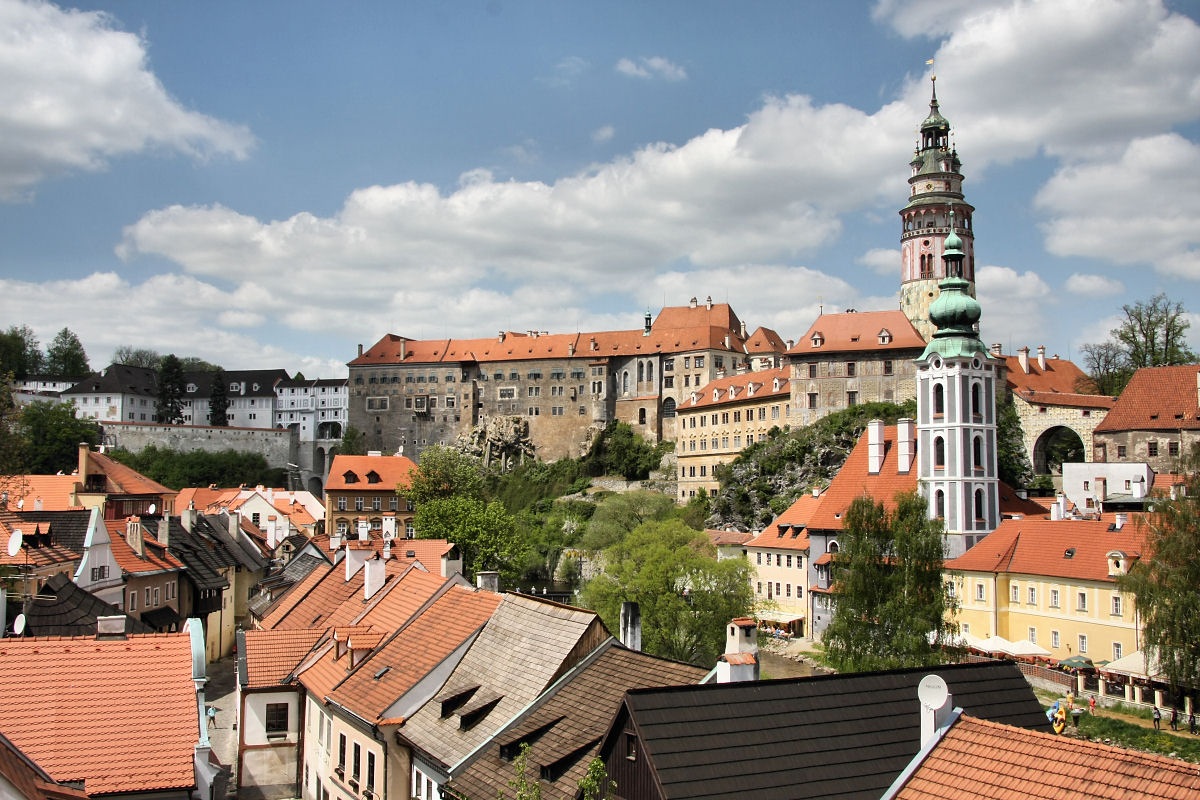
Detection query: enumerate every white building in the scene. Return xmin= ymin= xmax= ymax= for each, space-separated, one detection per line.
xmin=274 ymin=378 xmax=349 ymax=442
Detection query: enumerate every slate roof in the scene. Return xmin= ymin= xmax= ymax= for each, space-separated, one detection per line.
xmin=19 ymin=572 xmax=152 ymax=637
xmin=143 ymin=517 xmax=237 ymax=591
xmin=608 ymin=661 xmax=1050 ymax=800
xmin=400 ymin=594 xmax=607 ymax=771
xmin=239 ymin=628 xmax=324 ymax=689
xmin=448 ymin=641 xmax=706 ymax=800
xmin=893 ymin=714 xmax=1200 ymax=800
xmin=182 ymin=368 xmax=289 ymax=398
xmin=947 ymin=516 xmax=1148 ymax=583
xmin=1094 ymin=364 xmax=1200 ymax=433
xmin=0 ymin=630 xmax=199 ymax=795
xmin=200 ymin=514 xmax=270 ymax=572
xmin=0 ymin=514 xmax=78 ymax=569
xmin=61 ymin=363 xmax=157 ymax=397
xmin=676 ymin=367 xmax=790 ymax=411
xmin=326 ymin=454 xmax=418 ymax=492
xmin=789 ymin=310 xmax=926 ymax=355
xmin=9 ymin=509 xmax=92 ymax=553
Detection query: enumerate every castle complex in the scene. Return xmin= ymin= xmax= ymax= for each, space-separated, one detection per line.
xmin=348 ymin=80 xmax=983 ymax=474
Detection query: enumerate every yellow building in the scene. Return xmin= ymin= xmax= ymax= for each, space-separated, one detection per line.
xmin=946 ymin=514 xmax=1146 ymax=664
xmin=743 ymin=490 xmax=821 ymax=635
xmin=674 ymin=367 xmax=791 ymax=500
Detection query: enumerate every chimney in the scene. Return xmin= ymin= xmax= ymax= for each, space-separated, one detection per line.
xmin=706 ymin=296 xmax=712 ymax=310
xmin=1037 ymin=345 xmax=1047 ymax=371
xmin=590 ymin=337 xmax=598 ymax=352
xmin=1114 ymin=512 xmax=1127 ymax=530
xmin=689 ymin=297 xmax=698 ymax=308
xmin=1017 ymin=346 xmax=1030 ymax=374
xmin=498 ymin=331 xmax=506 ymax=343
xmin=180 ymin=500 xmax=196 ymax=533
xmin=96 ymin=615 xmax=127 ymax=640
xmin=1095 ymin=477 xmax=1107 ymax=502
xmin=475 ymin=570 xmax=500 ymax=593
xmin=400 ymin=339 xmax=407 ymax=360
xmin=364 ymin=552 xmax=386 ymax=600
xmin=990 ymin=342 xmax=1003 ymax=357
xmin=620 ymin=601 xmax=642 ymax=651
xmin=77 ymin=442 xmax=90 ymax=484
xmin=568 ymin=342 xmax=576 ymax=357
xmin=357 ymin=343 xmax=364 ymax=356
xmin=226 ymin=510 xmax=240 ymax=540
xmin=643 ymin=310 xmax=652 ymax=337
xmin=918 ymin=674 xmax=954 ymax=748
xmin=1132 ymin=476 xmax=1147 ymax=500
xmin=897 ymin=418 xmax=916 ymax=474
xmin=345 ymin=542 xmax=371 ymax=580
xmin=442 ymin=548 xmax=463 ymax=578
xmin=1051 ymin=492 xmax=1065 ymax=521
xmin=125 ymin=517 xmax=144 ymax=557
xmin=356 ymin=517 xmax=370 ymax=541
xmin=786 ymin=339 xmax=794 ymax=351
xmin=812 ymin=486 xmax=822 ymax=498
xmin=716 ymin=618 xmax=759 ymax=683
xmin=266 ymin=515 xmax=279 ymax=549
xmin=740 ymin=320 xmax=747 ymax=338
xmin=867 ymin=420 xmax=886 ymax=475
xmin=381 ymin=514 xmax=396 ymax=540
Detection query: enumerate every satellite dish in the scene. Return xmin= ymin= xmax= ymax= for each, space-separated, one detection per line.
xmin=12 ymin=614 xmax=25 ymax=636
xmin=7 ymin=530 xmax=22 ymax=558
xmin=917 ymin=674 xmax=949 ymax=709
xmin=147 ymin=503 xmax=157 ymax=515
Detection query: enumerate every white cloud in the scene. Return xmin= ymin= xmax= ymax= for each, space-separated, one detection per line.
xmin=0 ymin=0 xmax=253 ymax=200
xmin=542 ymin=55 xmax=588 ymax=87
xmin=976 ymin=265 xmax=1054 ymax=348
xmin=592 ymin=125 xmax=615 ymax=144
xmin=858 ymin=248 xmax=900 ymax=275
xmin=1064 ymin=273 xmax=1124 ymax=297
xmin=615 ymin=56 xmax=687 ymax=81
xmin=872 ymin=0 xmax=1009 ymax=39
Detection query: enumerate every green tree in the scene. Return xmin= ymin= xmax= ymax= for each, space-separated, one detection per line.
xmin=414 ymin=495 xmax=528 ymax=580
xmin=507 ymin=743 xmax=542 ymax=800
xmin=178 ymin=356 xmax=222 ymax=372
xmin=112 ymin=345 xmax=162 ymax=369
xmin=337 ymin=425 xmax=366 ymax=456
xmin=44 ymin=327 xmax=90 ymax=378
xmin=1117 ymin=468 xmax=1200 ymax=691
xmin=208 ymin=368 xmax=230 ymax=426
xmin=0 ymin=378 xmax=28 ymax=499
xmin=996 ymin=396 xmax=1033 ymax=487
xmin=1076 ymin=341 xmax=1132 ymax=397
xmin=576 ymin=758 xmax=611 ymax=800
xmin=1113 ymin=293 xmax=1196 ymax=370
xmin=822 ymin=491 xmax=957 ymax=672
xmin=585 ymin=421 xmax=668 ymax=480
xmin=107 ymin=445 xmax=284 ymax=489
xmin=155 ymin=354 xmax=186 ymax=424
xmin=581 ymin=519 xmax=754 ymax=665
xmin=0 ymin=325 xmax=44 ymax=379
xmin=400 ymin=445 xmax=484 ymax=505
xmin=17 ymin=401 xmax=101 ymax=474
xmin=579 ymin=490 xmax=675 ymax=551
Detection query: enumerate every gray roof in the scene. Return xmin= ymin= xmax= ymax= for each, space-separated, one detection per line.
xmin=12 ymin=509 xmax=92 ymax=553
xmin=602 ymin=661 xmax=1051 ymax=800
xmin=21 ymin=572 xmax=152 ymax=637
xmin=400 ymin=594 xmax=607 ymax=772
xmin=62 ymin=364 xmax=157 ymax=397
xmin=183 ymin=369 xmax=290 ymax=398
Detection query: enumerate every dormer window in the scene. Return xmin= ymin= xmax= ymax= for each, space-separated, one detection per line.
xmin=228 ymin=382 xmax=241 ymax=392
xmin=343 ymin=471 xmax=359 ymax=484
xmin=366 ymin=470 xmax=381 ymax=484
xmin=186 ymin=383 xmax=198 ymax=393
xmin=713 ymin=389 xmax=720 ymax=401
xmin=878 ymin=329 xmax=892 ymax=345
xmin=773 ymin=378 xmax=781 ymax=391
xmin=811 ymin=333 xmax=824 ymax=348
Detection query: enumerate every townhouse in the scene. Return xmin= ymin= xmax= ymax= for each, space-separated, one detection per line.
xmin=325 ymin=453 xmax=418 ymax=541
xmin=1093 ymin=364 xmax=1200 ymax=471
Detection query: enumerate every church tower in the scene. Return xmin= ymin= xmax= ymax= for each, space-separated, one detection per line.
xmin=915 ymin=213 xmax=998 ymax=559
xmin=900 ymin=77 xmax=976 ymax=341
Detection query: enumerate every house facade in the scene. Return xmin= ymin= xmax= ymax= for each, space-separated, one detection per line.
xmin=1092 ymin=364 xmax=1200 ymax=471
xmin=324 ymin=453 xmax=418 ymax=541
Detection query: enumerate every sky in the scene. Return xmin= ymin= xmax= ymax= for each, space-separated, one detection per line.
xmin=1 ymin=0 xmax=1199 ymax=379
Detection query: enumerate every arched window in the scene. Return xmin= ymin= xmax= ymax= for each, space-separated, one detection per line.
xmin=646 ymin=361 xmax=654 ymax=383
xmin=933 ymin=383 xmax=945 ymax=416
xmin=973 ymin=436 xmax=983 ymax=471
xmin=662 ymin=397 xmax=676 ymax=418
xmin=622 ymin=371 xmax=629 ymax=394
xmin=828 ymin=541 xmax=839 ymax=554
xmin=934 ymin=436 xmax=945 ymax=469
xmin=935 ymin=490 xmax=945 ymax=519
xmin=975 ymin=489 xmax=985 ymax=523
xmin=638 ymin=362 xmax=644 ymax=383
xmin=971 ymin=383 xmax=982 ymax=417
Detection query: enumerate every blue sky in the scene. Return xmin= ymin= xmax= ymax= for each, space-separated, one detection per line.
xmin=1 ymin=0 xmax=1199 ymax=377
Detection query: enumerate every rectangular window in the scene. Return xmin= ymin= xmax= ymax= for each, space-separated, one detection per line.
xmin=758 ymin=407 xmax=766 ymax=420
xmin=355 ymin=497 xmax=364 ymax=511
xmin=1077 ymin=591 xmax=1088 ymax=612
xmin=1113 ymin=642 xmax=1123 ymax=660
xmin=1011 ymin=584 xmax=1019 ymax=602
xmin=808 ymin=363 xmax=817 ymax=378
xmin=694 ymin=356 xmax=704 ymax=368
xmin=265 ymin=702 xmax=289 ymax=734
xmin=786 ymin=555 xmax=792 ymax=567
xmin=499 ymin=387 xmax=515 ymax=399
xmin=1051 ymin=630 xmax=1060 ymax=648
xmin=129 ymin=590 xmax=136 ymax=611
xmin=847 ymin=391 xmax=858 ymax=406
xmin=352 ymin=742 xmax=361 ymax=781
xmin=1169 ymin=441 xmax=1180 ymax=457
xmin=145 ymin=587 xmax=151 ymax=606
xmin=1148 ymin=441 xmax=1159 ymax=457
xmin=1112 ymin=595 xmax=1122 ymax=616
xmin=389 ymin=497 xmax=398 ymax=511
xmin=338 ymin=734 xmax=346 ymax=770
xmin=808 ymin=392 xmax=818 ymax=409
xmin=153 ymin=587 xmax=160 ymax=606
xmin=771 ymin=406 xmax=779 ymax=419
xmin=372 ymin=497 xmax=382 ymax=511
xmin=883 ymin=360 xmax=893 ymax=376
xmin=846 ymin=361 xmax=856 ymax=377
xmin=1050 ymin=589 xmax=1060 ymax=608
xmin=1028 ymin=587 xmax=1036 ymax=605
xmin=1117 ymin=445 xmax=1127 ymax=458
xmin=975 ymin=583 xmax=985 ymax=601
xmin=90 ymin=565 xmax=108 ymax=581
xmin=367 ymin=752 xmax=375 ymax=791
xmin=1028 ymin=627 xmax=1037 ymax=644
xmin=756 ymin=552 xmax=762 ymax=565
xmin=1078 ymin=635 xmax=1088 ymax=654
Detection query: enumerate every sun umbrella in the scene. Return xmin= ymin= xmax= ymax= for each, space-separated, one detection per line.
xmin=1056 ymin=655 xmax=1095 ymax=670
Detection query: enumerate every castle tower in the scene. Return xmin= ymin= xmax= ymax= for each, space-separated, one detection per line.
xmin=915 ymin=214 xmax=998 ymax=558
xmin=900 ymin=77 xmax=976 ymax=341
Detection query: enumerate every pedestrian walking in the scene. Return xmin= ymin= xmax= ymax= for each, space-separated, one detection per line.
xmin=1153 ymin=705 xmax=1162 ymax=730
xmin=1172 ymin=707 xmax=1179 ymax=731
xmin=1088 ymin=695 xmax=1097 ymax=715
xmin=1190 ymin=711 xmax=1197 ymax=735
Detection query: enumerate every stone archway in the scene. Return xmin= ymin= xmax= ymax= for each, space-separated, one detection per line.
xmin=307 ymin=475 xmax=324 ymax=495
xmin=1033 ymin=425 xmax=1085 ymax=475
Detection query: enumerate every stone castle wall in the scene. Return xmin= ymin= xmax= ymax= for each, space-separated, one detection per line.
xmin=100 ymin=421 xmax=294 ymax=467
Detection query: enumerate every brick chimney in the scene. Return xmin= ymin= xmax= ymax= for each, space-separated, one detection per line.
xmin=125 ymin=517 xmax=144 ymax=558
xmin=475 ymin=570 xmax=500 ymax=592
xmin=867 ymin=420 xmax=886 ymax=475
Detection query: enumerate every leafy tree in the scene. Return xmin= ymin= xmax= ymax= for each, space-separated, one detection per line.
xmin=822 ymin=491 xmax=957 ymax=672
xmin=178 ymin=356 xmax=222 ymax=372
xmin=585 ymin=421 xmax=669 ymax=480
xmin=1113 ymin=293 xmax=1196 ymax=369
xmin=0 ymin=378 xmax=28 ymax=499
xmin=17 ymin=401 xmax=101 ymax=474
xmin=581 ymin=519 xmax=754 ymax=665
xmin=680 ymin=489 xmax=711 ymax=531
xmin=112 ymin=345 xmax=162 ymax=369
xmin=579 ymin=490 xmax=674 ymax=551
xmin=414 ymin=495 xmax=527 ymax=580
xmin=44 ymin=327 xmax=90 ymax=378
xmin=293 ymin=371 xmax=306 ymax=381
xmin=155 ymin=354 xmax=186 ymax=424
xmin=996 ymin=396 xmax=1032 ymax=487
xmin=400 ymin=445 xmax=485 ymax=505
xmin=506 ymin=743 xmax=542 ymax=800
xmin=1118 ymin=468 xmax=1200 ymax=691
xmin=337 ymin=425 xmax=366 ymax=456
xmin=107 ymin=445 xmax=285 ymax=489
xmin=1076 ymin=341 xmax=1132 ymax=397
xmin=0 ymin=325 xmax=44 ymax=379
xmin=208 ymin=368 xmax=230 ymax=426
xmin=577 ymin=758 xmax=611 ymax=800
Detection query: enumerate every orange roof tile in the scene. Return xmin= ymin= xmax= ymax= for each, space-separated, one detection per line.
xmin=1014 ymin=390 xmax=1115 ymax=410
xmin=257 ymin=562 xmax=329 ymax=629
xmin=1002 ymin=353 xmax=1090 ymax=395
xmin=707 ymin=529 xmax=753 ymax=547
xmin=677 ymin=367 xmax=790 ymax=411
xmin=325 ymin=454 xmax=418 ymax=492
xmin=0 ymin=632 xmax=198 ymax=795
xmin=3 ymin=476 xmax=79 ymax=512
xmin=947 ymin=516 xmax=1148 ymax=583
xmin=174 ymin=487 xmax=233 ymax=513
xmin=744 ymin=326 xmax=787 ymax=354
xmin=896 ymin=714 xmax=1200 ymax=800
xmin=805 ymin=426 xmax=919 ymax=531
xmin=104 ymin=520 xmax=184 ymax=575
xmin=747 ymin=491 xmax=824 ymax=551
xmin=241 ymin=628 xmax=323 ymax=689
xmin=84 ymin=451 xmax=175 ymax=500
xmin=0 ymin=730 xmax=89 ymax=800
xmin=719 ymin=652 xmax=757 ymax=665
xmin=327 ymin=584 xmax=502 ymax=720
xmin=789 ymin=310 xmax=925 ymax=355
xmin=352 ymin=567 xmax=447 ymax=631
xmin=1095 ymin=364 xmax=1200 ymax=433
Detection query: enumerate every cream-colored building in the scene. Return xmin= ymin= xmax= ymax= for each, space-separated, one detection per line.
xmin=946 ymin=513 xmax=1145 ymax=664
xmin=743 ymin=490 xmax=821 ymax=635
xmin=674 ymin=367 xmax=790 ymax=500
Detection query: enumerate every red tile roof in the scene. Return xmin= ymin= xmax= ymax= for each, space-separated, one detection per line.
xmin=1015 ymin=390 xmax=1115 ymax=410
xmin=84 ymin=451 xmax=175 ymax=500
xmin=706 ymin=529 xmax=753 ymax=547
xmin=325 ymin=454 xmax=418 ymax=492
xmin=0 ymin=731 xmax=89 ymax=800
xmin=747 ymin=490 xmax=824 ymax=551
xmin=805 ymin=426 xmax=919 ymax=531
xmin=3 ymin=476 xmax=79 ymax=512
xmin=104 ymin=520 xmax=184 ymax=575
xmin=895 ymin=714 xmax=1200 ymax=799
xmin=1094 ymin=364 xmax=1200 ymax=432
xmin=256 ymin=561 xmax=329 ymax=628
xmin=241 ymin=629 xmax=323 ymax=689
xmin=677 ymin=367 xmax=790 ymax=411
xmin=0 ymin=631 xmax=198 ymax=795
xmin=1001 ymin=353 xmax=1091 ymax=395
xmin=947 ymin=516 xmax=1147 ymax=583
xmin=789 ymin=310 xmax=925 ymax=355
xmin=744 ymin=326 xmax=787 ymax=354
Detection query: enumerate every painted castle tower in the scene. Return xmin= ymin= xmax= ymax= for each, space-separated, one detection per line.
xmin=915 ymin=213 xmax=999 ymax=558
xmin=900 ymin=77 xmax=976 ymax=341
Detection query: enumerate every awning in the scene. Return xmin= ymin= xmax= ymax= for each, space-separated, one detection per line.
xmin=1101 ymin=650 xmax=1163 ymax=680
xmin=756 ymin=611 xmax=805 ymax=623
xmin=995 ymin=638 xmax=1052 ymax=658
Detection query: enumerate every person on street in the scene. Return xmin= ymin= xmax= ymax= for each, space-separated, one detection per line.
xmin=1171 ymin=706 xmax=1179 ymax=731
xmin=1153 ymin=705 xmax=1162 ymax=730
